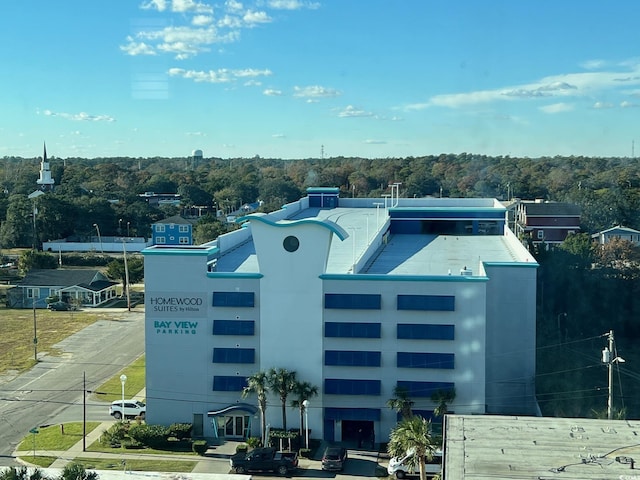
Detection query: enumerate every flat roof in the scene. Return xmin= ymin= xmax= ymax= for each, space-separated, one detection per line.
xmin=214 ymin=204 xmax=535 ymax=275
xmin=444 ymin=415 xmax=640 ymax=479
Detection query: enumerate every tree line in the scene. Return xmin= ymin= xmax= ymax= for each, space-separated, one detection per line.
xmin=1 ymin=153 xmax=640 ymax=250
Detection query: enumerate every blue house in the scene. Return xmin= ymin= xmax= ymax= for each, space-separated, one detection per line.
xmin=152 ymin=215 xmax=197 ymax=246
xmin=9 ymin=269 xmax=118 ymax=309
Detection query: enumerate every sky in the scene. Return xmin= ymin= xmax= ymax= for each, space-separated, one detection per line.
xmin=3 ymin=0 xmax=640 ymax=160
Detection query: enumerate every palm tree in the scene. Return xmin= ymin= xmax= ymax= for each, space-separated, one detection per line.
xmin=268 ymin=367 xmax=297 ymax=431
xmin=387 ymin=385 xmax=414 ymax=420
xmin=242 ymin=371 xmax=270 ymax=445
xmin=431 ymin=388 xmax=456 ymax=418
xmin=388 ymin=416 xmax=437 ymax=480
xmin=290 ymin=380 xmax=319 ymax=439
xmin=0 ymin=467 xmax=48 ymax=480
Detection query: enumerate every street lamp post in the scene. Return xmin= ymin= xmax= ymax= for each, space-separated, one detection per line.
xmin=118 ymin=218 xmax=123 ymax=235
xmin=120 ymin=374 xmax=127 ymax=422
xmin=93 ymin=223 xmax=104 ymax=254
xmin=302 ymin=400 xmax=309 ymax=449
xmin=127 ymin=221 xmax=131 ymax=237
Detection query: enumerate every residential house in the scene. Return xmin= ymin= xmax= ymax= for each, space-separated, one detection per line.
xmin=8 ymin=269 xmax=118 ymax=309
xmin=592 ymin=225 xmax=640 ymax=246
xmin=152 ymin=215 xmax=197 ymax=246
xmin=515 ymin=199 xmax=581 ymax=246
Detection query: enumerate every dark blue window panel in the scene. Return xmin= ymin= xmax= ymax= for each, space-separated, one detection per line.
xmin=325 ymin=322 xmax=381 ymax=338
xmin=397 ymin=295 xmax=455 ymax=311
xmin=397 ymin=381 xmax=455 ymax=398
xmin=325 ymin=294 xmax=381 ymax=310
xmin=325 ymin=408 xmax=381 ymax=421
xmin=213 ymin=376 xmax=247 ymax=391
xmin=212 ymin=292 xmax=255 ymax=307
xmin=397 ymin=324 xmax=455 ymax=340
xmin=325 ymin=379 xmax=381 ymax=395
xmin=397 ymin=352 xmax=455 ymax=369
xmin=213 ymin=320 xmax=255 ymax=336
xmin=213 ymin=348 xmax=255 ymax=364
xmin=325 ymin=350 xmax=381 ymax=367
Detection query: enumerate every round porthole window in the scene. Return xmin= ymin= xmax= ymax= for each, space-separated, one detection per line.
xmin=283 ymin=235 xmax=299 ymax=252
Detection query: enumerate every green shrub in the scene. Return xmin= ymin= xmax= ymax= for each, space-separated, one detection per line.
xmin=168 ymin=423 xmax=192 ymax=440
xmin=100 ymin=423 xmax=129 ymax=447
xmin=235 ymin=444 xmax=248 ymax=454
xmin=122 ymin=439 xmax=143 ymax=449
xmin=128 ymin=424 xmax=169 ymax=449
xmin=299 ymin=448 xmax=311 ymax=458
xmin=246 ymin=436 xmax=261 ymax=449
xmin=192 ymin=439 xmax=208 ymax=455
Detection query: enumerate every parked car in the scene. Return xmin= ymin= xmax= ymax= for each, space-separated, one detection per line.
xmin=47 ymin=301 xmax=76 ymax=311
xmin=230 ymin=447 xmax=298 ymax=475
xmin=387 ymin=448 xmax=442 ymax=479
xmin=109 ymin=399 xmax=146 ymax=420
xmin=321 ymin=446 xmax=348 ymax=471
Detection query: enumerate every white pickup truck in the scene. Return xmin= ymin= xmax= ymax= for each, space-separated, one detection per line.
xmin=387 ymin=448 xmax=442 ymax=479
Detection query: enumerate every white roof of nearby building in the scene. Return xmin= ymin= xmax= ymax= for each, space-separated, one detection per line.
xmin=445 ymin=415 xmax=640 ymax=480
xmin=214 ymin=200 xmax=535 ymax=275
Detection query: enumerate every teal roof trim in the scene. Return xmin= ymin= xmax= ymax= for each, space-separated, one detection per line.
xmin=142 ymin=245 xmax=218 ymax=258
xmin=483 ymin=261 xmax=539 ymax=268
xmin=207 ymin=272 xmax=263 ymax=279
xmin=306 ymin=187 xmax=340 ymax=193
xmin=319 ymin=274 xmax=489 ymax=282
xmin=240 ymin=215 xmax=348 ymax=241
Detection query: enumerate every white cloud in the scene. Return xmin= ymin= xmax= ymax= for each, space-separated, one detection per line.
xmin=186 ymin=131 xmax=207 ymax=136
xmin=621 ymin=101 xmax=640 ymax=108
xmin=171 ymin=0 xmax=213 ymax=13
xmin=120 ymin=37 xmax=157 ymax=56
xmin=425 ymin=63 xmax=640 ymax=109
xmin=272 ymin=133 xmax=286 ymax=138
xmin=337 ymin=105 xmax=374 ymax=118
xmin=169 ymin=67 xmax=271 ymax=83
xmin=41 ymin=110 xmax=115 ymax=122
xmin=293 ymin=85 xmax=341 ymax=98
xmin=267 ymin=0 xmax=320 ymax=10
xmin=131 ymin=25 xmax=239 ymax=59
xmin=539 ymin=103 xmax=573 ymax=114
xmin=263 ymin=88 xmax=283 ymax=96
xmin=581 ymin=59 xmax=606 ymax=70
xmin=141 ymin=0 xmax=168 ymax=11
xmin=593 ymin=101 xmax=614 ymax=109
xmin=364 ymin=139 xmax=387 ymax=144
xmin=192 ymin=15 xmax=213 ymax=26
xmin=217 ymin=14 xmax=243 ymax=28
xmin=243 ymin=10 xmax=272 ymax=25
xmin=225 ymin=0 xmax=243 ymax=11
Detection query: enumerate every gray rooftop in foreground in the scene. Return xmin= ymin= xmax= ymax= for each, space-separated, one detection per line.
xmin=444 ymin=414 xmax=640 ymax=480
xmin=215 ymin=205 xmax=534 ymax=275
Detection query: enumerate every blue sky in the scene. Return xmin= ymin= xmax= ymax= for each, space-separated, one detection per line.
xmin=3 ymin=0 xmax=640 ymax=159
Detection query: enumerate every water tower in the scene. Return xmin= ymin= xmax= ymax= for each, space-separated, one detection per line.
xmin=191 ymin=149 xmax=203 ymax=169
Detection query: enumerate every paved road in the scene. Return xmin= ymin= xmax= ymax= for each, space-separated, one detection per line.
xmin=0 ymin=310 xmax=145 ymax=464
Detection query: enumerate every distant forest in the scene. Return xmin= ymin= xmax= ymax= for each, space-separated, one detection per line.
xmin=2 ymin=153 xmax=640 ymax=419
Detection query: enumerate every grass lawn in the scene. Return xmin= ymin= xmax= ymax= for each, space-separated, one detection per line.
xmin=20 ymin=456 xmax=58 ymax=468
xmin=15 ymin=422 xmax=101 ymax=451
xmin=92 ymin=355 xmax=145 ymax=402
xmin=70 ymin=458 xmax=199 ymax=472
xmin=0 ymin=309 xmax=133 ymax=374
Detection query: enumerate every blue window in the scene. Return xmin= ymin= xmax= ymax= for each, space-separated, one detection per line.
xmin=397 ymin=381 xmax=455 ymax=398
xmin=397 ymin=295 xmax=455 ymax=311
xmin=397 ymin=324 xmax=455 ymax=340
xmin=325 ymin=322 xmax=381 ymax=338
xmin=325 ymin=294 xmax=381 ymax=309
xmin=213 ymin=348 xmax=255 ymax=364
xmin=213 ymin=320 xmax=255 ymax=336
xmin=397 ymin=352 xmax=455 ymax=369
xmin=325 ymin=379 xmax=381 ymax=395
xmin=212 ymin=292 xmax=255 ymax=307
xmin=325 ymin=350 xmax=381 ymax=367
xmin=213 ymin=376 xmax=247 ymax=391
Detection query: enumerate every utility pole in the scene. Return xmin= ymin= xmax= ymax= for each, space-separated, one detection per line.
xmin=602 ymin=330 xmax=625 ymax=420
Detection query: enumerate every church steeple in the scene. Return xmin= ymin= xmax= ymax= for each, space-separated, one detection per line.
xmin=36 ymin=142 xmax=55 ymax=191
